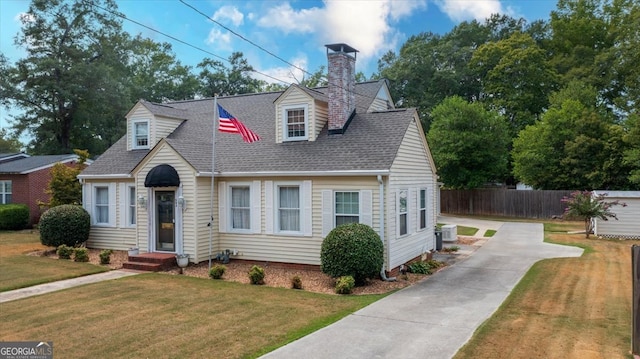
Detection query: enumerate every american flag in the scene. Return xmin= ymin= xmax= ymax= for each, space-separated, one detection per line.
xmin=217 ymin=104 xmax=260 ymax=143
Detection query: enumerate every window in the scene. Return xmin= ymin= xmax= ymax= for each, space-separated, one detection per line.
xmin=0 ymin=181 xmax=11 ymax=204
xmin=279 ymin=186 xmax=300 ymax=231
xmin=231 ymin=186 xmax=250 ymax=230
xmin=283 ymin=105 xmax=308 ymax=141
xmin=132 ymin=120 xmax=149 ymax=149
xmin=128 ymin=186 xmax=136 ymax=226
xmin=95 ymin=186 xmax=110 ymax=224
xmin=335 ymin=191 xmax=359 ymax=226
xmin=419 ymin=189 xmax=426 ymax=230
xmin=399 ymin=189 xmax=408 ymax=236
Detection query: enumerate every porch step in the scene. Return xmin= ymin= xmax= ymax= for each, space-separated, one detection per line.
xmin=123 ymin=253 xmax=177 ymax=272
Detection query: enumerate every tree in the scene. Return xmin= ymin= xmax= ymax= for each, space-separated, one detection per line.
xmin=3 ymin=0 xmax=130 ymax=154
xmin=427 ymin=96 xmax=510 ymax=189
xmin=470 ymin=32 xmax=559 ymax=136
xmin=40 ymin=149 xmax=89 ymax=209
xmin=197 ymin=52 xmax=262 ymax=97
xmin=562 ymin=190 xmax=626 ymax=238
xmin=512 ymin=81 xmax=629 ymax=189
xmin=0 ymin=129 xmax=22 ymax=153
xmin=623 ymin=114 xmax=640 ymax=185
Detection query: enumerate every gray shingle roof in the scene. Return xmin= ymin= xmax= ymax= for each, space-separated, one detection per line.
xmin=0 ymin=154 xmax=78 ymax=174
xmin=82 ymin=80 xmax=417 ymax=176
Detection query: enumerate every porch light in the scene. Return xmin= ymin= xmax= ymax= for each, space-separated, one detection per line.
xmin=137 ymin=195 xmax=147 ymax=209
xmin=177 ymin=196 xmax=186 ymax=211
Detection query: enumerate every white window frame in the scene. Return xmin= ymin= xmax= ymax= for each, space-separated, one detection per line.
xmin=0 ymin=180 xmax=11 ymax=204
xmin=85 ymin=183 xmax=116 ymax=227
xmin=94 ymin=186 xmax=110 ymax=225
xmin=132 ymin=119 xmax=150 ymax=149
xmin=265 ymin=180 xmax=312 ymax=236
xmin=127 ymin=185 xmax=136 ymax=227
xmin=419 ymin=188 xmax=427 ymax=230
xmin=334 ymin=191 xmax=360 ymax=226
xmin=398 ymin=189 xmax=408 ymax=237
xmin=277 ymin=184 xmax=301 ymax=233
xmin=229 ymin=183 xmax=251 ymax=232
xmin=219 ymin=181 xmax=261 ymax=234
xmin=282 ymin=104 xmax=309 ymax=141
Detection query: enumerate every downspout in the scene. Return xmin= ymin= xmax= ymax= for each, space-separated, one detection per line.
xmin=378 ymin=175 xmax=396 ymax=282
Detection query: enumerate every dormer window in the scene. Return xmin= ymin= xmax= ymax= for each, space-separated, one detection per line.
xmin=133 ymin=120 xmax=149 ymax=149
xmin=283 ymin=104 xmax=308 ymax=141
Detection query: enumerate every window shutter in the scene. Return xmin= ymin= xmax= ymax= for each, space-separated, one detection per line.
xmin=361 ymin=190 xmax=373 ymax=227
xmin=303 ymin=180 xmax=312 ymax=237
xmin=108 ymin=183 xmax=117 ymax=227
xmin=218 ymin=181 xmax=227 ymax=232
xmin=265 ymin=181 xmax=273 ymax=234
xmin=416 ymin=188 xmax=421 ymax=232
xmin=84 ymin=184 xmax=93 ymax=225
xmin=119 ymin=183 xmax=126 ymax=228
xmin=408 ymin=188 xmax=416 ymax=235
xmin=251 ymin=180 xmax=261 ymax=234
xmin=426 ymin=186 xmax=433 ymax=230
xmin=321 ymin=190 xmax=333 ymax=237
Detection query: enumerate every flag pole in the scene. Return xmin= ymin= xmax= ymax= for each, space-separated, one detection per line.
xmin=208 ymin=95 xmax=218 ymax=271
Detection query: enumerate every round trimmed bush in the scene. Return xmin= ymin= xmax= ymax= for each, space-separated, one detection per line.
xmin=321 ymin=223 xmax=384 ymax=285
xmin=39 ymin=205 xmax=90 ymax=247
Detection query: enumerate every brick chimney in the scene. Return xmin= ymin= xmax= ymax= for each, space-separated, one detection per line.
xmin=326 ymin=43 xmax=358 ymax=134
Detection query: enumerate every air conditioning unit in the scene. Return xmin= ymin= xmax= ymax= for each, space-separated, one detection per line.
xmin=442 ymin=224 xmax=457 ymax=242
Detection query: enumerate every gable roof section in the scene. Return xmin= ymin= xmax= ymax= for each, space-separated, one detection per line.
xmin=0 ymin=154 xmax=79 ymax=174
xmin=127 ymin=100 xmax=190 ymax=120
xmin=81 ymin=81 xmax=418 ymax=177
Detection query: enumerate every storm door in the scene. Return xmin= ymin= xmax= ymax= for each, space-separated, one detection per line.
xmin=156 ymin=191 xmax=175 ymax=251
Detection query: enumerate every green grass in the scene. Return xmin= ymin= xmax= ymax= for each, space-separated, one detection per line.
xmin=483 ymin=229 xmax=496 ymax=237
xmin=437 ymin=223 xmax=479 ymax=236
xmin=0 ymin=231 xmax=108 ymax=291
xmin=0 ymin=274 xmax=385 ymax=358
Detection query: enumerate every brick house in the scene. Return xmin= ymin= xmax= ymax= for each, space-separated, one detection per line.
xmin=0 ymin=153 xmax=85 ymax=226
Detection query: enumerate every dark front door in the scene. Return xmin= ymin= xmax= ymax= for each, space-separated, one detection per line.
xmin=156 ymin=191 xmax=175 ymax=251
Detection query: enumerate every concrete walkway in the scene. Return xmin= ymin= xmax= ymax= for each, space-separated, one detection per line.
xmin=262 ymin=219 xmax=584 ymax=359
xmin=0 ymin=270 xmax=139 ymax=303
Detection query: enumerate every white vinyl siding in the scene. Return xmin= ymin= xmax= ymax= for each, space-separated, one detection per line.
xmin=283 ymin=104 xmax=309 ymax=141
xmin=118 ymin=183 xmax=136 ymax=228
xmin=132 ymin=120 xmax=149 ymax=149
xmin=0 ymin=180 xmax=11 ymax=204
xmin=275 ymin=86 xmax=326 ymax=143
xmin=593 ymin=193 xmax=640 ymax=239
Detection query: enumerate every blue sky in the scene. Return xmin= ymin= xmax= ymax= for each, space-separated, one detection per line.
xmin=0 ymin=0 xmax=558 ymax=134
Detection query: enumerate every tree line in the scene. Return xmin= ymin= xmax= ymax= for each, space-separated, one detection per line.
xmin=1 ymin=0 xmax=639 ymax=190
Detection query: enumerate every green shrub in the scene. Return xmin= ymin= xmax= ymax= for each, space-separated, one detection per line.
xmin=39 ymin=205 xmax=90 ymax=247
xmin=407 ymin=261 xmax=433 ymax=275
xmin=56 ymin=244 xmax=74 ymax=259
xmin=99 ymin=249 xmax=113 ymax=265
xmin=73 ymin=247 xmax=89 ymax=262
xmin=209 ymin=264 xmax=227 ymax=279
xmin=443 ymin=245 xmax=460 ymax=253
xmin=335 ymin=276 xmax=355 ymax=294
xmin=321 ymin=223 xmax=383 ymax=285
xmin=248 ymin=265 xmax=265 ymax=285
xmin=0 ymin=204 xmax=29 ymax=230
xmin=291 ymin=275 xmax=303 ymax=290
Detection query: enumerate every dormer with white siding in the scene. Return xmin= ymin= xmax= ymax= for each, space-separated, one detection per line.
xmin=125 ymin=100 xmax=188 ymax=151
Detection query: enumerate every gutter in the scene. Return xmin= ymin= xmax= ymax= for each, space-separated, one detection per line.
xmin=378 ymin=174 xmax=396 ymax=282
xmin=196 ymin=170 xmax=390 ymax=177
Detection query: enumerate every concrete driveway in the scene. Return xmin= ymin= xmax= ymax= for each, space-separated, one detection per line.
xmin=261 ymin=219 xmax=584 ymax=359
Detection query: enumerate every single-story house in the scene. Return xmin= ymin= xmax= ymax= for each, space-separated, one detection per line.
xmin=593 ymin=191 xmax=640 ymax=239
xmin=0 ymin=152 xmax=84 ymax=226
xmin=78 ymin=43 xmax=439 ymax=275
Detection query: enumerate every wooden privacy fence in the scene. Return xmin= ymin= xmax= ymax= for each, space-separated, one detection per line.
xmin=440 ymin=189 xmax=574 ymax=219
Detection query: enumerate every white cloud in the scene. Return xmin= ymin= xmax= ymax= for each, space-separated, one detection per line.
xmin=256 ymin=1 xmax=426 ymax=67
xmin=206 ymin=28 xmax=232 ymax=50
xmin=435 ymin=0 xmax=507 ymax=22
xmin=212 ymin=5 xmax=244 ymax=26
xmin=252 ymin=55 xmax=308 ymax=85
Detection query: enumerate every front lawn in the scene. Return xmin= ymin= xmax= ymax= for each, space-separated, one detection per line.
xmin=455 ymin=221 xmax=635 ymax=358
xmin=0 ymin=274 xmax=385 ymax=358
xmin=0 ymin=231 xmax=108 ymax=291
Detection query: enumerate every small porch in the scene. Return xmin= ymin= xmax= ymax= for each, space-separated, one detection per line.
xmin=123 ymin=252 xmax=178 ymax=272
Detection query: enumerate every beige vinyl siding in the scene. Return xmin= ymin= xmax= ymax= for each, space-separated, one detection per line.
xmin=195 ymin=177 xmax=215 ymax=263
xmin=368 ymin=86 xmax=393 ymax=112
xmin=594 ymin=197 xmax=640 ymax=238
xmin=127 ymin=106 xmax=153 ymax=151
xmin=85 ymin=179 xmax=137 ymax=250
xmin=387 ymin=119 xmax=436 ymax=269
xmin=155 ymin=116 xmax=184 ymax=140
xmin=210 ymin=176 xmax=379 ymax=266
xmin=134 ymin=144 xmax=198 ymax=258
xmin=313 ymin=100 xmax=328 ymax=138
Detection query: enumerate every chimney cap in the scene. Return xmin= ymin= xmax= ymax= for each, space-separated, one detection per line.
xmin=325 ymin=43 xmax=359 ymax=54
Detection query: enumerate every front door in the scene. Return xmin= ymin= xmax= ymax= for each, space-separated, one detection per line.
xmin=156 ymin=191 xmax=175 ymax=252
